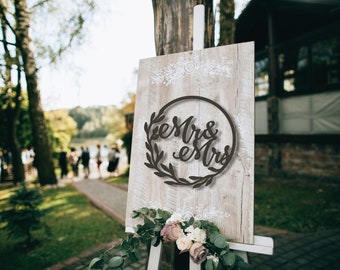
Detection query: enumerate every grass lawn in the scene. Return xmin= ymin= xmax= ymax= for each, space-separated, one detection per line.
xmin=0 ymin=174 xmax=339 ymax=270
xmin=0 ymin=183 xmax=124 ymax=270
xmin=254 ymin=176 xmax=340 ymax=233
xmin=105 ymin=175 xmax=340 ymax=233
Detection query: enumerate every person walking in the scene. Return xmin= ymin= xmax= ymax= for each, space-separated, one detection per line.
xmin=80 ymin=146 xmax=90 ymax=179
xmin=58 ymin=147 xmax=68 ymax=179
xmin=107 ymin=144 xmax=120 ymax=177
xmin=95 ymin=144 xmax=102 ymax=179
xmin=69 ymin=147 xmax=79 ymax=180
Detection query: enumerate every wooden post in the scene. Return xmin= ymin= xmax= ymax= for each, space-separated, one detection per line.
xmin=193 ymin=4 xmax=205 ymax=50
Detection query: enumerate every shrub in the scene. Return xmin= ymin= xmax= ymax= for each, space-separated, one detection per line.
xmin=0 ymin=183 xmax=49 ymax=248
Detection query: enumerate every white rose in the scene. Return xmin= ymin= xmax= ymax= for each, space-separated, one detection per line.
xmin=167 ymin=212 xmax=184 ymax=224
xmin=187 ymin=227 xmax=206 ymax=243
xmin=176 ymin=236 xmax=193 ymax=252
xmin=185 ymin=225 xmax=194 ymax=233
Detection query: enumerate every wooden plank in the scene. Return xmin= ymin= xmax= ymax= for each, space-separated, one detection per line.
xmin=189 ymin=259 xmax=201 ymax=270
xmin=229 ymin=235 xmax=274 ymax=255
xmin=147 ymin=245 xmax=162 ymax=270
xmin=126 ymin=42 xmax=254 ymax=244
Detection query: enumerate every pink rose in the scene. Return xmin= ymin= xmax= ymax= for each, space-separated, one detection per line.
xmin=160 ymin=222 xmax=183 ymax=243
xmin=189 ymin=242 xmax=209 ymax=264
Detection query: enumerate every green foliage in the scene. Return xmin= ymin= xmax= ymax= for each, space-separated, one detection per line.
xmin=0 ymin=185 xmax=124 ymax=270
xmin=45 ymin=109 xmax=78 ymax=150
xmin=69 ymin=106 xmax=109 ymax=138
xmin=102 ymin=106 xmax=126 ymax=144
xmin=0 ymin=183 xmax=48 ymax=247
xmin=89 ymin=208 xmax=251 ymax=270
xmin=0 ymin=90 xmax=33 ymax=149
xmin=254 ymin=177 xmax=340 ymax=233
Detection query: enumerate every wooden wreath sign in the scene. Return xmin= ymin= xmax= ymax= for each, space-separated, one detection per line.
xmin=144 ymin=96 xmax=236 ymax=188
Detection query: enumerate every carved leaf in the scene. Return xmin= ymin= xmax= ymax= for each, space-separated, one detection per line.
xmin=145 ymin=142 xmax=151 ymax=151
xmin=164 ymin=181 xmax=176 ymax=185
xmin=154 ymin=143 xmax=159 ymax=155
xmin=144 ymin=162 xmax=154 ymax=169
xmin=156 ymin=151 xmax=164 ymax=163
xmin=178 ymin=178 xmax=189 ymax=184
xmin=155 ymin=171 xmax=167 ymax=177
xmin=146 ymin=153 xmax=152 ymax=164
xmin=189 ymin=176 xmax=202 ymax=180
xmin=155 ymin=114 xmax=165 ymax=122
xmin=150 ymin=112 xmax=156 ymax=121
xmin=161 ymin=164 xmax=170 ymax=172
xmin=193 ymin=182 xmax=204 ymax=189
xmin=144 ymin=122 xmax=149 ymax=132
xmin=205 ymin=177 xmax=213 ymax=186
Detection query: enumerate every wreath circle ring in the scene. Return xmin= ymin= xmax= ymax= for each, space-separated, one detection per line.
xmin=144 ymin=96 xmax=237 ymax=189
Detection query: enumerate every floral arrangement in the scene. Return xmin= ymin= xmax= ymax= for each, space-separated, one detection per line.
xmin=89 ymin=208 xmax=252 ymax=270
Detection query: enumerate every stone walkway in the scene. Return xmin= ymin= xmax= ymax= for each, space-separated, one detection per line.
xmin=46 ymin=178 xmax=340 ymax=270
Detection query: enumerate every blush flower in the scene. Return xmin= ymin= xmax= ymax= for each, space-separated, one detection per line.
xmin=160 ymin=222 xmax=183 ymax=243
xmin=189 ymin=242 xmax=209 ymax=264
xmin=176 ymin=235 xmax=193 ymax=253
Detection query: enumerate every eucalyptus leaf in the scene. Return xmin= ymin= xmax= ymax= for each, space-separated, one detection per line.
xmin=88 ymin=257 xmax=104 ymax=269
xmin=154 ymin=224 xmax=162 ymax=232
xmin=209 ymin=232 xmax=219 ymax=243
xmin=222 ymin=252 xmax=235 ymax=266
xmin=238 ymin=261 xmax=254 ymax=269
xmin=131 ymin=210 xmax=140 ymax=219
xmin=108 ymin=256 xmax=124 ymax=267
xmin=150 ymin=209 xmax=157 ymax=218
xmin=119 ymin=250 xmax=128 ymax=257
xmin=140 ymin=207 xmax=149 ymax=215
xmin=214 ymin=235 xmax=228 ymax=249
xmin=204 ymin=259 xmax=215 ymax=270
xmin=220 ymin=250 xmax=227 ymax=255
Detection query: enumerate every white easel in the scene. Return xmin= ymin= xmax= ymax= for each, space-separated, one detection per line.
xmin=144 ymin=5 xmax=274 ymax=269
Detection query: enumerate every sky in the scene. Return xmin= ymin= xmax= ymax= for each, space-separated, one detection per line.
xmin=39 ymin=0 xmax=250 ymax=111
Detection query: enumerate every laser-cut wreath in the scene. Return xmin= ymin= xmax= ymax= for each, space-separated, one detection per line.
xmin=144 ymin=96 xmax=236 ymax=189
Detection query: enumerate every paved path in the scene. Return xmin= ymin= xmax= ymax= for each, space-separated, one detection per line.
xmin=47 ymin=178 xmax=340 ymax=270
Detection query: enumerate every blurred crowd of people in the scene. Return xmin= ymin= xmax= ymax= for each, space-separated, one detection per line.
xmin=0 ymin=146 xmax=36 ymax=182
xmin=0 ymin=143 xmax=122 ymax=183
xmin=58 ymin=143 xmax=121 ymax=181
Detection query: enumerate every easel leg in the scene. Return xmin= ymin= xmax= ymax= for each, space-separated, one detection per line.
xmin=147 ymin=244 xmax=162 ymax=270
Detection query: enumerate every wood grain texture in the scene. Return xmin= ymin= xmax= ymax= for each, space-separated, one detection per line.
xmin=126 ymin=42 xmax=254 ymax=244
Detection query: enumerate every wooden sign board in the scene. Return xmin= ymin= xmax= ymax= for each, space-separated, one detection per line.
xmin=126 ymin=42 xmax=254 ymax=244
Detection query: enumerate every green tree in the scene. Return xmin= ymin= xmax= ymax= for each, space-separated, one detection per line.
xmin=0 ymin=183 xmax=48 ymax=248
xmin=1 ymin=0 xmax=96 ymax=185
xmin=45 ymin=109 xmax=78 ymax=151
xmin=68 ymin=106 xmax=91 ymax=130
xmin=0 ymin=3 xmax=25 ymax=183
xmin=102 ymin=106 xmax=126 ymax=145
xmin=69 ymin=106 xmax=109 ymax=138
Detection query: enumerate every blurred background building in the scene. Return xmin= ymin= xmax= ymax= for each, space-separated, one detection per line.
xmin=235 ymin=0 xmax=340 ymax=180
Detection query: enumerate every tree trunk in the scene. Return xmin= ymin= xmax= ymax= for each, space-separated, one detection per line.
xmin=14 ymin=0 xmax=57 ymax=186
xmin=218 ymin=0 xmax=235 ymax=45
xmin=0 ymin=6 xmax=25 ymax=184
xmin=152 ymin=0 xmax=214 ymax=56
xmin=6 ymin=84 xmax=25 ymax=184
